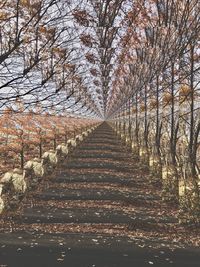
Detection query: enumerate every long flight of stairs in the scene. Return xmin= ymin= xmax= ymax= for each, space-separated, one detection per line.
xmin=0 ymin=123 xmax=200 ymax=266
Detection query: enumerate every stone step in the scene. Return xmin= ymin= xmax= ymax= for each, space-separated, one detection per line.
xmin=83 ymin=141 xmax=119 ymax=145
xmin=72 ymin=153 xmax=131 ymax=160
xmin=90 ymin=133 xmax=114 ymax=137
xmin=0 ymin=233 xmax=199 ymax=267
xmin=2 ymin=232 xmax=195 ymax=267
xmin=62 ymin=162 xmax=133 ymax=172
xmin=15 ymin=206 xmax=177 ymax=224
xmin=52 ymin=174 xmax=133 ymax=185
xmin=62 ymin=161 xmax=134 ymax=174
xmin=72 ymin=150 xmax=132 ymax=158
xmin=34 ymin=188 xmax=161 ymax=202
xmin=78 ymin=147 xmax=124 ymax=153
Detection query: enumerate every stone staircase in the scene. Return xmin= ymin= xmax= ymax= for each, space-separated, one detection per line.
xmin=0 ymin=122 xmax=200 ymax=267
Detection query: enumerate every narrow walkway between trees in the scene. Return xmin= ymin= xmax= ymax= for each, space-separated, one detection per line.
xmin=0 ymin=123 xmax=200 ymax=267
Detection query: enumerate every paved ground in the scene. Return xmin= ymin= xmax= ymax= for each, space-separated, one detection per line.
xmin=0 ymin=123 xmax=200 ymax=266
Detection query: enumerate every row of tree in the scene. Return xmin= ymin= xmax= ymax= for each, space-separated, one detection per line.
xmin=0 ymin=102 xmax=96 ymax=175
xmin=107 ymin=0 xmax=200 ymax=223
xmin=0 ymin=0 xmax=102 ymax=117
